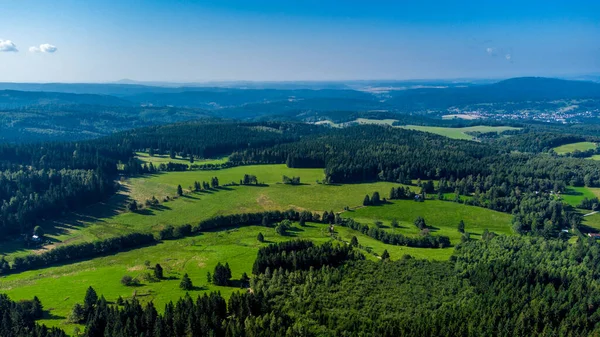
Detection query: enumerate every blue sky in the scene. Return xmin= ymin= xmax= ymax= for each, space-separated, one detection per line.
xmin=1 ymin=0 xmax=599 ymax=82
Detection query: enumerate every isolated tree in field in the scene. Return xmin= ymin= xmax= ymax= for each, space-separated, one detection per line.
xmin=458 ymin=220 xmax=465 ymax=233
xmin=363 ymin=195 xmax=371 ymax=206
xmin=154 ymin=263 xmax=163 ymax=279
xmin=149 ymin=148 xmax=155 ymax=157
xmin=257 ymin=232 xmax=265 ymax=242
xmin=350 ymin=236 xmax=359 ymax=247
xmin=189 ymin=156 xmax=194 ymax=164
xmin=169 ymin=149 xmax=176 ymax=159
xmin=414 ymin=216 xmax=426 ymax=230
xmin=391 ymin=219 xmax=399 ymax=228
xmin=212 ymin=262 xmax=232 ymax=286
xmin=381 ymin=250 xmax=390 ymax=260
xmin=177 ymin=185 xmax=183 ymax=196
xmin=121 ymin=275 xmax=137 ymax=286
xmin=180 ymin=273 xmax=193 ymax=290
xmin=33 ymin=225 xmax=44 ymax=237
xmin=372 ymin=191 xmax=381 ymax=204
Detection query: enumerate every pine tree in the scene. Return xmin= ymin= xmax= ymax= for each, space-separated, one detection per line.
xmin=212 ymin=262 xmax=232 ymax=286
xmin=177 ymin=185 xmax=183 ymax=196
xmin=363 ymin=195 xmax=371 ymax=206
xmin=458 ymin=220 xmax=465 ymax=233
xmin=372 ymin=191 xmax=381 ymax=204
xmin=154 ymin=263 xmax=163 ymax=279
xmin=350 ymin=236 xmax=359 ymax=247
xmin=180 ymin=273 xmax=193 ymax=290
xmin=391 ymin=219 xmax=399 ymax=228
xmin=83 ymin=286 xmax=98 ymax=318
xmin=257 ymin=232 xmax=265 ymax=242
xmin=381 ymin=249 xmax=390 ymax=260
xmin=414 ymin=216 xmax=426 ymax=230
xmin=240 ymin=272 xmax=250 ymax=288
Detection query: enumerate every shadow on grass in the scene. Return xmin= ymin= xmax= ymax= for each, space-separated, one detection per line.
xmin=42 ymin=311 xmax=66 ymax=320
xmin=151 ymin=204 xmax=172 ymax=211
xmin=184 ymin=285 xmax=208 ymax=291
xmin=564 ymin=188 xmax=585 ymax=196
xmin=0 ymin=183 xmax=132 ymax=256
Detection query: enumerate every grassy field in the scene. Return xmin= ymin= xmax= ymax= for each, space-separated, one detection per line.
xmin=0 ymin=164 xmax=521 ymax=331
xmin=0 ymin=221 xmax=451 ymax=331
xmin=560 ymin=187 xmax=599 ymax=207
xmin=129 ymin=164 xmax=325 ymax=201
xmin=135 ymin=152 xmax=228 ymax=167
xmin=399 ymin=125 xmax=521 ymax=140
xmin=343 ymin=200 xmax=513 ymax=244
xmin=1 ymin=165 xmax=417 ymax=260
xmin=553 ymin=142 xmax=597 ymax=155
xmin=583 ymin=212 xmax=600 ymax=231
xmin=354 ymin=118 xmax=398 ymax=126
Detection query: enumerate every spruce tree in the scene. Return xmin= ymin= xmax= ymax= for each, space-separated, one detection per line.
xmin=458 ymin=220 xmax=465 ymax=233
xmin=180 ymin=273 xmax=193 ymax=290
xmin=381 ymin=249 xmax=390 ymax=260
xmin=363 ymin=195 xmax=371 ymax=206
xmin=154 ymin=263 xmax=163 ymax=279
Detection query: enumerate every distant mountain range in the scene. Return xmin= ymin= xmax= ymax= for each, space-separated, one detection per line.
xmin=1 ymin=77 xmax=598 ymax=111
xmin=1 ymin=77 xmax=600 ymax=142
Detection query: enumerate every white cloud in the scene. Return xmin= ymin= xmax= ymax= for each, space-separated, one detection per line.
xmin=0 ymin=39 xmax=18 ymax=52
xmin=505 ymin=53 xmax=512 ymax=61
xmin=485 ymin=47 xmax=497 ymax=56
xmin=29 ymin=43 xmax=58 ymax=53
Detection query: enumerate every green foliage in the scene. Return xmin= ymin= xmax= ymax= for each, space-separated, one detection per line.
xmin=154 ymin=263 xmax=163 ymax=279
xmin=458 ymin=220 xmax=465 ymax=233
xmin=179 ymin=273 xmax=193 ymax=290
xmin=414 ymin=216 xmax=426 ymax=230
xmin=212 ymin=262 xmax=232 ymax=286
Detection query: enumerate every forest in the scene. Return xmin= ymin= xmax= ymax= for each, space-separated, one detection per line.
xmin=3 ymin=116 xmax=600 ymax=336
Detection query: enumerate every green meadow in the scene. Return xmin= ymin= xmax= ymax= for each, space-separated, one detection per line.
xmin=0 ymin=221 xmax=452 ymax=331
xmin=553 ymin=141 xmax=597 ymax=155
xmin=135 ymin=152 xmax=229 ymax=167
xmin=399 ymin=125 xmax=521 ymax=140
xmin=1 ymin=165 xmax=415 ymax=260
xmin=343 ymin=199 xmax=513 ymax=244
xmin=0 ymin=163 xmax=524 ymax=331
xmin=561 ymin=186 xmax=599 ymax=207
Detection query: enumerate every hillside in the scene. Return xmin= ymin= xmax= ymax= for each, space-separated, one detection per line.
xmin=387 ymin=77 xmax=600 ymax=110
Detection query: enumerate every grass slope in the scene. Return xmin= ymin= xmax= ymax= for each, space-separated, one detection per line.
xmin=343 ymin=200 xmax=513 ymax=244
xmin=553 ymin=142 xmax=597 ymax=155
xmin=135 ymin=152 xmax=228 ymax=167
xmin=400 ymin=125 xmax=521 ymax=140
xmin=0 ymin=222 xmax=451 ymax=331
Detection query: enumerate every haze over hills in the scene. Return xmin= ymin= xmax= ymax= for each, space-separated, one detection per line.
xmin=1 ymin=76 xmax=600 ymax=142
